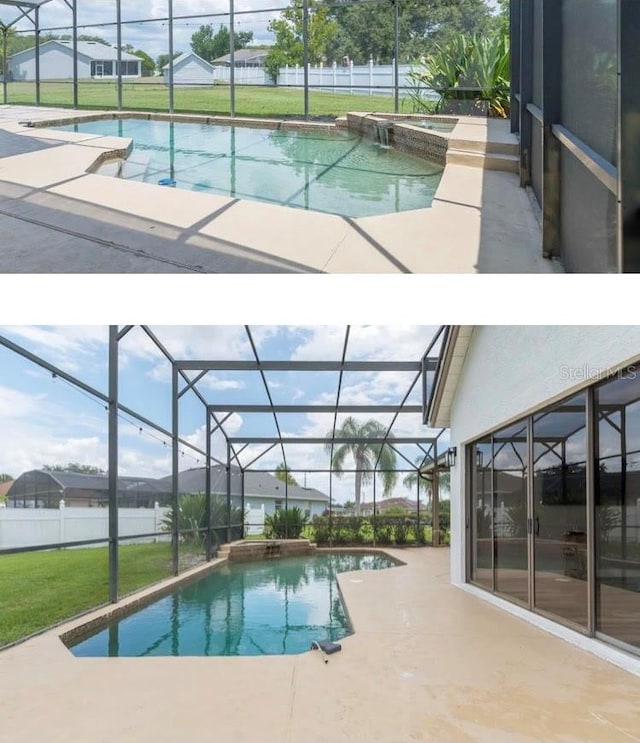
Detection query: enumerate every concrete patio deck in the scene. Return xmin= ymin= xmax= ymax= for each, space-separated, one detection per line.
xmin=0 ymin=106 xmax=561 ymax=274
xmin=1 ymin=548 xmax=639 ymax=743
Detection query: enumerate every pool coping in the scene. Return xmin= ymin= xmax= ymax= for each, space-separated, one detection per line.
xmin=0 ymin=106 xmax=558 ymax=273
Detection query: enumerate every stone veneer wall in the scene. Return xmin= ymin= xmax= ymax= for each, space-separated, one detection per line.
xmin=345 ymin=112 xmax=451 ymax=166
xmin=228 ymin=539 xmax=316 ymax=563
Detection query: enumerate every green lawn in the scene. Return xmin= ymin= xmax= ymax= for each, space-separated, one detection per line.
xmin=4 ymin=80 xmax=420 ymax=119
xmin=0 ymin=542 xmax=190 ymax=647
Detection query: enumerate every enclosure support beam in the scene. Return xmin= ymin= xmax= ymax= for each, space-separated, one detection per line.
xmin=240 ymin=470 xmax=245 ymax=539
xmin=541 ymin=0 xmax=562 ymax=259
xmin=108 ymin=326 xmax=119 ymax=603
xmin=432 ymin=438 xmax=440 ymax=546
xmin=510 ymin=0 xmax=521 ymax=134
xmin=168 ymin=0 xmax=174 ymax=114
xmin=116 ymin=0 xmax=122 ymax=110
xmin=226 ymin=443 xmax=232 ymax=543
xmin=229 ymin=0 xmax=235 ymax=117
xmin=34 ymin=6 xmax=40 ymax=105
xmin=2 ymin=28 xmax=7 ymax=105
xmin=303 ymin=0 xmax=309 ymax=120
xmin=393 ymin=0 xmax=400 ymax=114
xmin=171 ymin=362 xmax=179 ymax=575
xmin=518 ymin=0 xmax=533 ymax=187
xmin=72 ymin=0 xmax=78 ymax=108
xmin=619 ymin=0 xmax=640 ymax=271
xmin=205 ymin=408 xmax=212 ymax=561
xmin=372 ymin=474 xmax=377 ymax=547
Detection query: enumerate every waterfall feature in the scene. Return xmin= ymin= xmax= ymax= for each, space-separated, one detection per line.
xmin=375 ymin=121 xmax=393 ymax=148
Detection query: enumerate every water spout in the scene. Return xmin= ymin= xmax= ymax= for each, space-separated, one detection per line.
xmin=375 ymin=121 xmax=393 ymax=148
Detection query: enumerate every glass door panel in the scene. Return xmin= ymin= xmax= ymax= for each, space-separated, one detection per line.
xmin=595 ymin=369 xmax=640 ymax=650
xmin=533 ymin=392 xmax=588 ymax=629
xmin=470 ymin=438 xmax=493 ymax=589
xmin=493 ymin=421 xmax=529 ymax=604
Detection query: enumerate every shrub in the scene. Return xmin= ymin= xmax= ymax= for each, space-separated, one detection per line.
xmin=408 ymin=33 xmax=510 ymax=118
xmin=162 ymin=493 xmax=245 ymax=546
xmin=264 ymin=507 xmax=308 ymax=539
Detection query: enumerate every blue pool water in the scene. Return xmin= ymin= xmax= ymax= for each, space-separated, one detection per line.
xmin=68 ymin=551 xmax=399 ymax=657
xmin=55 ymin=118 xmax=443 ymax=218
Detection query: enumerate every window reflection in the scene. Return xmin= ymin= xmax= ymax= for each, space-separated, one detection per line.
xmin=533 ymin=392 xmax=588 ymax=629
xmin=596 ymin=368 xmax=640 ymax=650
xmin=493 ymin=421 xmax=528 ymax=604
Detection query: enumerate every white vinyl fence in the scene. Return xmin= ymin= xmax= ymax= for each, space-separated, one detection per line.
xmin=245 ymin=503 xmax=265 ymax=537
xmin=0 ymin=501 xmax=170 ymax=550
xmin=209 ymin=62 xmax=438 ymax=99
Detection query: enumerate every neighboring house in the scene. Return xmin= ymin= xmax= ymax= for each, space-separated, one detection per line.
xmin=155 ymin=465 xmax=329 ymax=520
xmin=9 ymin=40 xmax=141 ymax=82
xmin=426 ymin=325 xmax=640 ymax=660
xmin=6 ymin=470 xmax=169 ymax=508
xmin=7 ymin=465 xmax=329 ymax=520
xmin=0 ymin=480 xmax=13 ymax=503
xmin=212 ymin=48 xmax=269 ymax=67
xmin=162 ymin=52 xmax=214 ymax=86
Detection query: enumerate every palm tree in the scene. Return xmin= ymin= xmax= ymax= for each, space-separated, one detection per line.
xmin=326 ymin=417 xmax=397 ymax=515
xmin=275 ymin=462 xmax=298 ymax=486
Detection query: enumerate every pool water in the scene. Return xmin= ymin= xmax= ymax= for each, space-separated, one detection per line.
xmin=68 ymin=551 xmax=399 ymax=657
xmin=56 ymin=119 xmax=443 ymax=218
xmin=397 ymin=120 xmax=456 ymax=133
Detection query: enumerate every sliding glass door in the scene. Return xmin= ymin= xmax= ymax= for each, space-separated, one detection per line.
xmin=470 ymin=437 xmax=493 ymax=590
xmin=595 ymin=369 xmax=640 ymax=651
xmin=532 ymin=392 xmax=588 ymax=629
xmin=493 ymin=421 xmax=529 ymax=604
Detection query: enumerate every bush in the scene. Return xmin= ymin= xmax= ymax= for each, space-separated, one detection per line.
xmin=407 ymin=33 xmax=510 ymax=118
xmin=161 ymin=493 xmax=245 ymax=546
xmin=311 ymin=514 xmax=426 ymax=546
xmin=264 ymin=507 xmax=308 ymax=539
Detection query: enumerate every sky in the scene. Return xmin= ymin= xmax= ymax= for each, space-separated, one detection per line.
xmin=5 ymin=0 xmax=501 ymax=60
xmin=0 ymin=325 xmax=447 ymax=504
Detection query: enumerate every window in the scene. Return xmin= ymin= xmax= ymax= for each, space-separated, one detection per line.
xmin=275 ymin=500 xmax=282 ymax=511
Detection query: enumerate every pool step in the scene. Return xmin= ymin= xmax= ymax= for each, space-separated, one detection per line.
xmin=446 ymin=148 xmax=519 ymax=173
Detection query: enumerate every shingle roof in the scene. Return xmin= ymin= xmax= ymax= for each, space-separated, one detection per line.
xmin=212 ymin=49 xmax=269 ymax=65
xmin=156 ymin=466 xmax=328 ymax=502
xmin=10 ymin=40 xmax=141 ymax=62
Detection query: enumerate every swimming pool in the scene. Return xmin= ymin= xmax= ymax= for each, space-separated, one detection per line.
xmin=67 ymin=551 xmax=400 ymax=657
xmin=55 ymin=119 xmax=444 ymax=218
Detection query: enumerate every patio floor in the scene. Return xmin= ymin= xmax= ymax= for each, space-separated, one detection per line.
xmin=1 ymin=548 xmax=639 ymax=742
xmin=0 ymin=106 xmax=561 ymax=274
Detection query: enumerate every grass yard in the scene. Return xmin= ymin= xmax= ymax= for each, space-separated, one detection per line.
xmin=0 ymin=541 xmax=200 ymax=647
xmin=4 ymin=80 xmax=423 ymax=119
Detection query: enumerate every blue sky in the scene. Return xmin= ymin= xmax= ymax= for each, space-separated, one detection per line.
xmin=5 ymin=0 xmax=501 ymax=59
xmin=0 ymin=326 xmax=446 ymax=502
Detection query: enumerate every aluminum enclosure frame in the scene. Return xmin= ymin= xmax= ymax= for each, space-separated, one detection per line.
xmin=0 ymin=325 xmax=446 ymax=614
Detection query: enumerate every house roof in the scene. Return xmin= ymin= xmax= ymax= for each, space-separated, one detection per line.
xmin=426 ymin=326 xmax=474 ymax=428
xmin=7 ymin=470 xmax=167 ymax=497
xmin=9 ymin=40 xmax=141 ymax=63
xmin=212 ymin=48 xmax=269 ymax=65
xmin=162 ymin=52 xmax=214 ymax=72
xmin=156 ymin=466 xmax=328 ymax=502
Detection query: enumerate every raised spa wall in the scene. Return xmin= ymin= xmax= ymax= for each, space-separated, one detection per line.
xmin=220 ymin=538 xmax=317 ymax=563
xmin=343 ymin=112 xmax=455 ymax=166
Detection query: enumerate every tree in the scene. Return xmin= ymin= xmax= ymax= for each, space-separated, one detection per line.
xmin=43 ymin=463 xmax=105 ymax=475
xmin=265 ymin=0 xmax=339 ymax=83
xmin=190 ymin=24 xmax=253 ymax=63
xmin=134 ymin=49 xmax=155 ymax=76
xmin=325 ymin=417 xmax=396 ymax=516
xmin=275 ymin=463 xmax=299 ymax=486
xmin=156 ymin=52 xmax=181 ymax=72
xmin=0 ymin=473 xmax=13 ymax=483
xmin=324 ymin=0 xmax=493 ymax=64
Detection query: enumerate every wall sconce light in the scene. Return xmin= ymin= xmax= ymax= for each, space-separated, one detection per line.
xmin=446 ymin=447 xmax=457 ymax=468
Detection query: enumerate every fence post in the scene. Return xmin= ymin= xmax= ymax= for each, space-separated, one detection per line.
xmin=59 ymin=498 xmax=65 ymax=544
xmin=295 ymin=64 xmax=299 ymax=87
xmin=332 ymin=61 xmax=337 ymax=93
xmin=154 ymin=501 xmax=160 ymax=542
xmin=369 ymin=58 xmax=373 ymax=96
xmin=349 ymin=59 xmax=354 ymax=95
